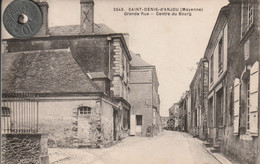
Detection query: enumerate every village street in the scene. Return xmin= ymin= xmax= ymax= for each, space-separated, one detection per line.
xmin=49 ymin=131 xmax=220 ymax=164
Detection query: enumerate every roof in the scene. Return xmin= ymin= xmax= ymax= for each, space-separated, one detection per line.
xmin=2 ymin=49 xmax=100 ymax=93
xmin=130 ymin=51 xmax=152 ymax=67
xmin=88 ymin=72 xmax=108 ymax=79
xmin=49 ymin=24 xmax=115 ymax=36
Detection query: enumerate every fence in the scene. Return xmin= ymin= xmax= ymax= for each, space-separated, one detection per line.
xmin=1 ymin=93 xmax=39 ymax=134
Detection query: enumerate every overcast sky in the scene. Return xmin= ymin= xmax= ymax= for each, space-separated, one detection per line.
xmin=2 ymin=0 xmax=229 ymax=116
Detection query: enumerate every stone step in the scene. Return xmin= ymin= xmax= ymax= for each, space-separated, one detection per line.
xmin=210 ymin=147 xmax=220 ymax=153
xmin=213 ymin=144 xmax=220 ymax=149
xmin=78 ymin=144 xmax=92 ymax=148
xmin=203 ymin=142 xmax=212 ymax=148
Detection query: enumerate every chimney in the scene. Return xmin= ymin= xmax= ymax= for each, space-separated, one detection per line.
xmin=80 ymin=0 xmax=94 ymax=34
xmin=34 ymin=0 xmax=49 ymax=37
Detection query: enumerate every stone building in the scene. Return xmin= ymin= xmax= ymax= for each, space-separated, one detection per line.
xmin=129 ymin=53 xmax=161 ymax=136
xmin=204 ymin=6 xmax=229 ymax=148
xmin=168 ymin=103 xmax=180 ymax=130
xmin=193 ymin=1 xmax=260 ymax=163
xmin=2 ymin=0 xmax=131 ymax=148
xmin=188 ymin=59 xmax=208 ymax=139
xmin=215 ymin=0 xmax=260 ymax=163
xmin=172 ymin=0 xmax=260 ymax=163
xmin=178 ymin=92 xmax=189 ymax=132
xmin=161 ymin=116 xmax=169 ymax=129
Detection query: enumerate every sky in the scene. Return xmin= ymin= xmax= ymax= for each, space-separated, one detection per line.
xmin=2 ymin=0 xmax=229 ymax=116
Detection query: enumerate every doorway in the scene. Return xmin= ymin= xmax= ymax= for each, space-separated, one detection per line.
xmin=136 ymin=115 xmax=142 ymax=135
xmin=216 ymin=88 xmax=223 ymax=140
xmin=113 ymin=109 xmax=118 ymax=141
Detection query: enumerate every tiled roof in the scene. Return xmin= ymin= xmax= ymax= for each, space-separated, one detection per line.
xmin=130 ymin=51 xmax=152 ymax=67
xmin=2 ymin=49 xmax=100 ymax=93
xmin=49 ymin=24 xmax=115 ymax=36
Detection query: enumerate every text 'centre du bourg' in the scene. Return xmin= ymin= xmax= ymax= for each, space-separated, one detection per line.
xmin=113 ymin=7 xmax=203 ymax=16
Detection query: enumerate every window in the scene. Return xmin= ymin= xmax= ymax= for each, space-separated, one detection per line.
xmin=246 ymin=77 xmax=250 ymax=130
xmin=78 ymin=106 xmax=91 ymax=115
xmin=210 ymin=55 xmax=214 ymax=83
xmin=241 ymin=0 xmax=255 ymax=36
xmin=248 ymin=0 xmax=254 ymax=27
xmin=2 ymin=107 xmax=10 ymax=117
xmin=136 ymin=115 xmax=142 ymax=125
xmin=218 ymin=37 xmax=224 ymax=72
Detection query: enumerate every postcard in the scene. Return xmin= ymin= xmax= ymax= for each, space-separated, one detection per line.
xmin=1 ymin=0 xmax=259 ymax=163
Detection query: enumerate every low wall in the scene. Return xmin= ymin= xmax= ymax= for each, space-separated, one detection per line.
xmin=223 ymin=126 xmax=258 ymax=164
xmin=2 ymin=133 xmax=49 ymax=164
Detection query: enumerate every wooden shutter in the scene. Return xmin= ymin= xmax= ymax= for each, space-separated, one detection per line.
xmin=249 ymin=61 xmax=259 ymax=136
xmin=233 ymin=78 xmax=240 ymax=135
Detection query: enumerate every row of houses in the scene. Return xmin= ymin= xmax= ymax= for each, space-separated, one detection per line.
xmin=169 ymin=0 xmax=260 ymax=163
xmin=1 ymin=0 xmax=161 ymax=163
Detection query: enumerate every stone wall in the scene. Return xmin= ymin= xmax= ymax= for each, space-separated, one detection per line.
xmin=100 ymin=101 xmax=114 ymax=146
xmin=2 ymin=133 xmax=49 ymax=164
xmin=223 ymin=126 xmax=257 ymax=164
xmin=129 ymin=83 xmax=153 ymax=136
xmin=38 ymin=97 xmax=117 ymax=148
xmin=38 ymin=98 xmax=97 ymax=148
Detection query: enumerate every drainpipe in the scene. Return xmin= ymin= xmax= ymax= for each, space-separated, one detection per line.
xmin=202 ymin=58 xmax=209 ymax=138
xmin=107 ymin=36 xmax=112 ymax=79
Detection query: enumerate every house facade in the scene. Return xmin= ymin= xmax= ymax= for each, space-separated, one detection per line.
xmin=2 ymin=0 xmax=131 ymax=148
xmin=129 ymin=53 xmax=161 ymax=137
xmin=168 ymin=103 xmax=180 ymax=130
xmin=204 ymin=6 xmax=229 ymax=146
xmin=172 ymin=0 xmax=260 ymax=163
xmin=178 ymin=92 xmax=189 ymax=132
xmin=220 ymin=0 xmax=260 ymax=163
xmin=161 ymin=117 xmax=169 ymax=129
xmin=188 ymin=59 xmax=209 ymax=139
xmin=203 ymin=1 xmax=260 ymax=163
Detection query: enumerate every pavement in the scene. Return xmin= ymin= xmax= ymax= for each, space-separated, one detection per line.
xmin=49 ymin=131 xmax=227 ymax=164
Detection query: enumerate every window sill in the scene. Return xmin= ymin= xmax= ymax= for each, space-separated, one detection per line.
xmin=240 ymin=133 xmax=253 ymax=141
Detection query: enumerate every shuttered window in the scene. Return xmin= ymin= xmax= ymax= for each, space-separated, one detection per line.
xmin=247 ymin=78 xmax=250 ymax=130
xmin=233 ymin=78 xmax=240 ymax=135
xmin=248 ymin=0 xmax=254 ymax=27
xmin=249 ymin=61 xmax=259 ymax=136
